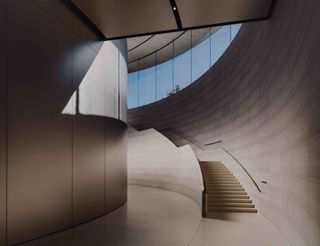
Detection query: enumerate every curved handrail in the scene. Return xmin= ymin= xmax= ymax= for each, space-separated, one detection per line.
xmin=221 ymin=148 xmax=262 ymax=193
xmin=158 ymin=127 xmax=262 ymax=193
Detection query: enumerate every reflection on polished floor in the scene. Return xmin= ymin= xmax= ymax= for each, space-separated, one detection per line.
xmin=23 ymin=185 xmax=288 ymax=246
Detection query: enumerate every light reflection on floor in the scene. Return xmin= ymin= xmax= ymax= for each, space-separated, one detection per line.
xmin=23 ymin=185 xmax=288 ymax=246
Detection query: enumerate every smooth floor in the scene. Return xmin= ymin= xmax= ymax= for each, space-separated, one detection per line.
xmin=22 ymin=185 xmax=289 ymax=246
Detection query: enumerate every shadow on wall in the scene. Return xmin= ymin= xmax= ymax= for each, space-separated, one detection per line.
xmin=0 ymin=1 xmax=128 ymax=245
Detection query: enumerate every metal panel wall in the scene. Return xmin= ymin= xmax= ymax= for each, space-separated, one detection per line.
xmin=72 ymin=116 xmax=106 ymax=225
xmin=7 ymin=1 xmax=74 ymax=244
xmin=0 ymin=0 xmax=7 ymax=244
xmin=2 ymin=0 xmax=128 ymax=245
xmin=105 ymin=119 xmax=127 ymax=212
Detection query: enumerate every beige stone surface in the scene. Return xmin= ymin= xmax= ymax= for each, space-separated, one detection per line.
xmin=22 ymin=185 xmax=288 ymax=246
xmin=128 ymin=128 xmax=204 ymax=205
xmin=128 ymin=0 xmax=320 ymax=245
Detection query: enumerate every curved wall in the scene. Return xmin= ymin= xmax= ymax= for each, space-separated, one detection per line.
xmin=128 ymin=128 xmax=204 ymax=206
xmin=0 ymin=1 xmax=127 ymax=245
xmin=128 ymin=0 xmax=320 ymax=245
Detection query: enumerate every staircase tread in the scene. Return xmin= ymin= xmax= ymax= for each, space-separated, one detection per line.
xmin=207 ymin=207 xmax=258 ymax=213
xmin=207 ymin=195 xmax=251 ymax=198
xmin=206 ymin=188 xmax=245 ymax=191
xmin=207 ymin=199 xmax=252 ymax=203
xmin=200 ymin=161 xmax=256 ymax=215
xmin=207 ymin=203 xmax=255 ymax=208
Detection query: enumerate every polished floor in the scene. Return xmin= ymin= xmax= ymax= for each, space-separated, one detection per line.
xmin=23 ymin=185 xmax=289 ymax=246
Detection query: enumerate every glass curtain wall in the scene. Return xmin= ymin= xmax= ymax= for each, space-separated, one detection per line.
xmin=128 ymin=24 xmax=242 ymax=109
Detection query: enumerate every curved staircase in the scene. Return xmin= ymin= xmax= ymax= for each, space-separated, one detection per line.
xmin=200 ymin=161 xmax=257 ymax=217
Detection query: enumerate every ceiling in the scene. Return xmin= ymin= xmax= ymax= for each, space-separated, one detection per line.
xmin=71 ymin=0 xmax=274 ymax=40
xmin=127 ymin=27 xmax=221 ymax=72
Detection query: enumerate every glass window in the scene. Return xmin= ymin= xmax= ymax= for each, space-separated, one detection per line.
xmin=192 ymin=29 xmax=211 ymax=81
xmin=192 ymin=37 xmax=210 ymax=81
xmin=174 ymin=50 xmax=191 ymax=90
xmin=211 ymin=25 xmax=231 ymax=65
xmin=127 ymin=24 xmax=242 ymax=108
xmin=128 ymin=72 xmax=139 ymax=108
xmin=156 ymin=43 xmax=174 ymax=99
xmin=156 ymin=60 xmax=173 ymax=100
xmin=138 ymin=66 xmax=156 ymax=106
xmin=231 ymin=24 xmax=242 ymax=40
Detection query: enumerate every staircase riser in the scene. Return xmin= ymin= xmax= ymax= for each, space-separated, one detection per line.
xmin=200 ymin=161 xmax=257 ymax=214
xmin=206 ymin=183 xmax=242 ymax=186
xmin=206 ymin=184 xmax=241 ymax=186
xmin=208 ymin=205 xmax=255 ymax=208
xmin=207 ymin=193 xmax=246 ymax=195
xmin=205 ymin=179 xmax=236 ymax=181
xmin=207 ymin=196 xmax=250 ymax=199
xmin=205 ymin=181 xmax=240 ymax=183
xmin=206 ymin=189 xmax=245 ymax=192
xmin=206 ymin=209 xmax=257 ymax=214
xmin=207 ymin=200 xmax=252 ymax=203
xmin=204 ymin=175 xmax=235 ymax=177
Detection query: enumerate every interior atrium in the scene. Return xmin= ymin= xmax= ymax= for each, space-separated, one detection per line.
xmin=0 ymin=0 xmax=319 ymax=246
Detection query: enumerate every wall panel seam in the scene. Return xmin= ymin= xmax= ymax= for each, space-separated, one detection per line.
xmin=5 ymin=0 xmax=8 ymax=244
xmin=71 ymin=44 xmax=74 ymax=227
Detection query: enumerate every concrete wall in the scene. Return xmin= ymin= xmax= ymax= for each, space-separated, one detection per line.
xmin=128 ymin=0 xmax=320 ymax=245
xmin=128 ymin=129 xmax=204 ymax=206
xmin=0 ymin=1 xmax=127 ymax=245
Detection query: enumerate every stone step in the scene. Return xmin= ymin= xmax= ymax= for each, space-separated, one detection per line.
xmin=208 ymin=190 xmax=247 ymax=195
xmin=207 ymin=198 xmax=252 ymax=203
xmin=205 ymin=176 xmax=236 ymax=179
xmin=207 ymin=207 xmax=258 ymax=213
xmin=205 ymin=183 xmax=243 ymax=187
xmin=207 ymin=194 xmax=250 ymax=199
xmin=199 ymin=161 xmax=222 ymax=164
xmin=205 ymin=181 xmax=241 ymax=185
xmin=200 ymin=161 xmax=257 ymax=214
xmin=204 ymin=172 xmax=234 ymax=176
xmin=206 ymin=187 xmax=245 ymax=191
xmin=201 ymin=167 xmax=227 ymax=170
xmin=204 ymin=176 xmax=237 ymax=179
xmin=207 ymin=203 xmax=255 ymax=208
xmin=204 ymin=178 xmax=238 ymax=181
xmin=203 ymin=170 xmax=231 ymax=173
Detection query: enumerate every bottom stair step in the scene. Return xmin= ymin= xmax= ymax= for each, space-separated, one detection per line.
xmin=207 ymin=203 xmax=254 ymax=208
xmin=207 ymin=207 xmax=258 ymax=213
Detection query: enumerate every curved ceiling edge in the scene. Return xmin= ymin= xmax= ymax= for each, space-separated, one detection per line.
xmin=70 ymin=0 xmax=275 ymax=40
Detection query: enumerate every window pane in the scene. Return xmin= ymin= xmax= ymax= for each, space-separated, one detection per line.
xmin=192 ymin=37 xmax=210 ymax=81
xmin=128 ymin=72 xmax=139 ymax=109
xmin=156 ymin=60 xmax=173 ymax=100
xmin=231 ymin=24 xmax=242 ymax=40
xmin=211 ymin=25 xmax=231 ymax=65
xmin=174 ymin=50 xmax=191 ymax=90
xmin=156 ymin=43 xmax=174 ymax=99
xmin=139 ymin=66 xmax=156 ymax=106
xmin=127 ymin=24 xmax=242 ymax=108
